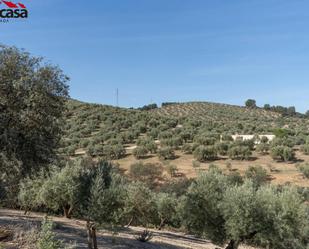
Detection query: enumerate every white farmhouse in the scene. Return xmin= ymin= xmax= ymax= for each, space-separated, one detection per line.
xmin=231 ymin=134 xmax=275 ymax=143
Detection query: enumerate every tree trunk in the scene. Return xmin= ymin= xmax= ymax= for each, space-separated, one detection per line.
xmin=63 ymin=205 xmax=72 ymax=219
xmin=158 ymin=218 xmax=165 ymax=230
xmin=225 ymin=240 xmax=239 ymax=249
xmin=91 ymin=226 xmax=98 ymax=249
xmin=126 ymin=217 xmax=134 ymax=227
xmin=86 ymin=221 xmax=93 ymax=249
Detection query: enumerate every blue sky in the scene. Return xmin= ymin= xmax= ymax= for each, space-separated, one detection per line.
xmin=1 ymin=0 xmax=309 ymax=112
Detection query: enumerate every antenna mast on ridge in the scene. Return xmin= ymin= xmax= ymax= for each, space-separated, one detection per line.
xmin=116 ymin=88 xmax=119 ymax=107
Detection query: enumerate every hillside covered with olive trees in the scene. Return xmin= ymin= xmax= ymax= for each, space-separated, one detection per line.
xmin=1 ymin=46 xmax=308 ymax=249
xmin=59 ymin=99 xmax=309 ymax=187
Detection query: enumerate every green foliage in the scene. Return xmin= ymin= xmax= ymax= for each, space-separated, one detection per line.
xmin=86 ymin=167 xmax=127 ymax=225
xmin=18 ymin=171 xmax=46 ymax=211
xmin=182 ymin=168 xmax=228 ymax=244
xmin=166 ymin=164 xmax=178 ymax=177
xmin=271 ymin=145 xmax=295 ymax=162
xmin=123 ymin=182 xmax=158 ymax=226
xmin=181 ymin=143 xmax=193 ymax=154
xmin=0 ymin=46 xmax=68 ymax=207
xmin=156 ymin=193 xmax=178 ymax=228
xmin=103 ymin=144 xmax=126 ymax=159
xmin=37 ymin=218 xmax=62 ymax=249
xmin=244 ymin=166 xmax=268 ymax=188
xmin=297 ymin=163 xmax=309 ymax=178
xmin=129 ymin=162 xmax=163 ymax=187
xmin=157 ymin=147 xmax=175 ymax=160
xmin=215 ymin=142 xmax=229 ymax=156
xmin=256 ymin=143 xmax=269 ymax=155
xmin=0 ymin=45 xmax=69 ymax=176
xmin=245 ymin=99 xmax=257 ymax=108
xmin=228 ymin=146 xmax=252 ymax=160
xmin=160 ymin=137 xmax=183 ymax=149
xmin=272 ymin=128 xmax=290 ymax=138
xmin=300 ymin=144 xmax=309 ymax=155
xmin=0 ymin=153 xmax=23 ymax=205
xmin=222 ymin=183 xmax=309 ymax=249
xmin=159 ymin=178 xmax=193 ymax=197
xmin=37 ymin=161 xmax=83 ymax=218
xmin=226 ymin=171 xmax=243 ymax=186
xmin=132 ymin=146 xmax=148 ymax=159
xmin=193 ymin=145 xmax=217 ymax=162
xmin=136 ymin=137 xmax=157 ymax=153
xmin=182 ymin=168 xmax=309 ymax=249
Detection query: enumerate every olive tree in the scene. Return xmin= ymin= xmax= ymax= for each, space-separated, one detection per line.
xmin=271 ymin=145 xmax=295 ymax=162
xmin=222 ymin=182 xmax=309 ymax=249
xmin=182 ymin=170 xmax=308 ymax=249
xmin=193 ymin=145 xmax=217 ymax=162
xmin=156 ymin=193 xmax=178 ymax=229
xmin=182 ymin=168 xmax=228 ymax=245
xmin=0 ymin=45 xmax=69 ymax=176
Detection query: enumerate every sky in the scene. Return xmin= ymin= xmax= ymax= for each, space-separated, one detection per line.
xmin=1 ymin=0 xmax=309 ymax=112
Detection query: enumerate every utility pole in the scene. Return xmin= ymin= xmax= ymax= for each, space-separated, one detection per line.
xmin=116 ymin=88 xmax=119 ymax=107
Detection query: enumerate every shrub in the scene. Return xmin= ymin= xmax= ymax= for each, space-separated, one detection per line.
xmin=123 ymin=182 xmax=158 ymax=226
xmin=159 ymin=178 xmax=193 ymax=197
xmin=227 ymin=171 xmax=243 ymax=186
xmin=271 ymin=145 xmax=295 ymax=162
xmin=182 ymin=143 xmax=193 ymax=154
xmin=157 ymin=147 xmax=175 ymax=160
xmin=37 ymin=161 xmax=84 ymax=218
xmin=37 ymin=218 xmax=63 ymax=249
xmin=85 ymin=166 xmax=127 ymax=225
xmin=222 ymin=182 xmax=309 ymax=249
xmin=132 ymin=146 xmax=148 ymax=159
xmin=300 ymin=144 xmax=309 ymax=155
xmin=297 ymin=163 xmax=309 ymax=178
xmin=182 ymin=170 xmax=309 ymax=249
xmin=193 ymin=145 xmax=217 ymax=162
xmin=245 ymin=99 xmax=256 ymax=108
xmin=256 ymin=143 xmax=269 ymax=155
xmin=215 ymin=142 xmax=229 ymax=156
xmin=103 ymin=144 xmax=126 ymax=159
xmin=228 ymin=146 xmax=252 ymax=160
xmin=245 ymin=165 xmax=268 ymax=188
xmin=181 ymin=168 xmax=229 ymax=243
xmin=156 ymin=193 xmax=178 ymax=229
xmin=129 ymin=162 xmax=163 ymax=187
xmin=260 ymin=136 xmax=269 ymax=144
xmin=137 ymin=137 xmax=157 ymax=153
xmin=166 ymin=164 xmax=178 ymax=177
xmin=161 ymin=137 xmax=183 ymax=149
xmin=194 ymin=136 xmax=217 ymax=146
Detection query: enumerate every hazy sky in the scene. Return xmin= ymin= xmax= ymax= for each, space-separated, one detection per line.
xmin=1 ymin=0 xmax=309 ymax=112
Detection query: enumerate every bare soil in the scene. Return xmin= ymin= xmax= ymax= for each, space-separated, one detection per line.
xmin=116 ymin=149 xmax=309 ymax=187
xmin=0 ymin=209 xmax=257 ymax=249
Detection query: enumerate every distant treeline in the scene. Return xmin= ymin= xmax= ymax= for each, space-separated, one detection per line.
xmin=161 ymin=102 xmax=179 ymax=107
xmin=138 ymin=102 xmax=179 ymax=110
xmin=138 ymin=103 xmax=158 ymax=111
xmin=245 ymin=99 xmax=307 ymax=118
xmin=263 ymin=104 xmax=301 ymax=117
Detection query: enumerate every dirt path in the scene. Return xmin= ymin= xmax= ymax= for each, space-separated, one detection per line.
xmin=0 ymin=209 xmax=256 ymax=249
